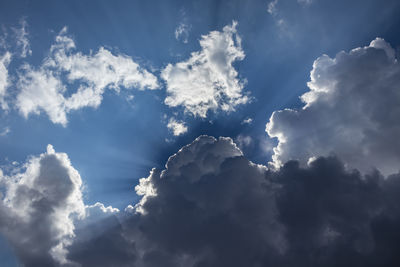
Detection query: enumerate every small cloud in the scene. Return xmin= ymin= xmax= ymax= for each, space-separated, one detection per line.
xmin=13 ymin=18 xmax=32 ymax=58
xmin=175 ymin=22 xmax=191 ymax=44
xmin=167 ymin=117 xmax=188 ymax=136
xmin=298 ymin=0 xmax=313 ymax=5
xmin=267 ymin=0 xmax=279 ymax=15
xmin=0 ymin=126 xmax=10 ymax=136
xmin=235 ymin=134 xmax=252 ymax=150
xmin=241 ymin=117 xmax=253 ymax=125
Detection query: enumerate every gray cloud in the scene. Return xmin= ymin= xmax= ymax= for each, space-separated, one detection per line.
xmin=0 ymin=145 xmax=85 ymax=266
xmin=267 ymin=38 xmax=400 ymax=175
xmin=2 ymin=136 xmax=400 ymax=266
xmin=70 ymin=136 xmax=400 ymax=267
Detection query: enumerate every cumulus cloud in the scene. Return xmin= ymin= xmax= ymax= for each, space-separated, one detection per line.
xmin=2 ymin=136 xmax=400 ymax=266
xmin=0 ymin=51 xmax=11 ymax=110
xmin=16 ymin=27 xmax=159 ymax=125
xmin=130 ymin=136 xmax=286 ymax=266
xmin=162 ymin=21 xmax=249 ymax=118
xmin=0 ymin=144 xmax=85 ymax=266
xmin=167 ymin=117 xmax=188 ymax=136
xmin=75 ymin=136 xmax=400 ymax=266
xmin=267 ymin=38 xmax=400 ymax=175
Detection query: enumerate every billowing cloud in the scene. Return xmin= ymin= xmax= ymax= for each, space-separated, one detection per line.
xmin=167 ymin=117 xmax=188 ymax=136
xmin=0 ymin=144 xmax=85 ymax=266
xmin=1 ymin=136 xmax=400 ymax=266
xmin=162 ymin=21 xmax=249 ymax=118
xmin=129 ymin=136 xmax=286 ymax=267
xmin=16 ymin=27 xmax=159 ymax=125
xmin=0 ymin=51 xmax=11 ymax=110
xmin=267 ymin=38 xmax=400 ymax=175
xmin=75 ymin=136 xmax=400 ymax=266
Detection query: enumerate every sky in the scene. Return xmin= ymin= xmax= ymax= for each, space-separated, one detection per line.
xmin=0 ymin=0 xmax=400 ymax=266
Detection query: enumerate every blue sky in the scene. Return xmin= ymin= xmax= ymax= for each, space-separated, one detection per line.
xmin=1 ymin=0 xmax=398 ymax=210
xmin=1 ymin=0 xmax=400 ymax=266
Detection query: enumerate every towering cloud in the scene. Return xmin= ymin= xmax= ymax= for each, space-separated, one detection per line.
xmin=0 ymin=145 xmax=85 ymax=266
xmin=267 ymin=38 xmax=400 ymax=175
xmin=2 ymin=135 xmax=400 ymax=266
xmin=162 ymin=21 xmax=249 ymax=118
xmin=16 ymin=27 xmax=159 ymax=125
xmin=71 ymin=135 xmax=400 ymax=267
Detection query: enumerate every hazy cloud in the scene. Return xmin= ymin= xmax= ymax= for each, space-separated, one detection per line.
xmin=0 ymin=51 xmax=11 ymax=110
xmin=175 ymin=22 xmax=191 ymax=44
xmin=13 ymin=18 xmax=32 ymax=58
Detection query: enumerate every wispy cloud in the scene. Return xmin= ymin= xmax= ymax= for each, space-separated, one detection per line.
xmin=13 ymin=18 xmax=32 ymax=58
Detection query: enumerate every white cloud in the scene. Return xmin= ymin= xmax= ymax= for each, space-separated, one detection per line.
xmin=175 ymin=22 xmax=191 ymax=44
xmin=0 ymin=51 xmax=11 ymax=110
xmin=0 ymin=126 xmax=10 ymax=136
xmin=0 ymin=144 xmax=85 ymax=265
xmin=267 ymin=0 xmax=279 ymax=15
xmin=13 ymin=18 xmax=32 ymax=58
xmin=162 ymin=21 xmax=249 ymax=118
xmin=167 ymin=117 xmax=188 ymax=136
xmin=16 ymin=27 xmax=159 ymax=125
xmin=266 ymin=38 xmax=400 ymax=175
xmin=241 ymin=117 xmax=253 ymax=125
xmin=298 ymin=0 xmax=313 ymax=5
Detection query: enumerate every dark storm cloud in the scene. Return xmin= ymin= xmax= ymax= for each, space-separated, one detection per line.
xmin=64 ymin=136 xmax=400 ymax=267
xmin=2 ymin=136 xmax=400 ymax=266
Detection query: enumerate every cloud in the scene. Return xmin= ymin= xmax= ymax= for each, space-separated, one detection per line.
xmin=130 ymin=136 xmax=286 ymax=266
xmin=241 ymin=117 xmax=253 ymax=124
xmin=16 ymin=27 xmax=159 ymax=125
xmin=162 ymin=21 xmax=249 ymax=118
xmin=235 ymin=134 xmax=252 ymax=150
xmin=266 ymin=38 xmax=400 ymax=175
xmin=0 ymin=126 xmax=10 ymax=136
xmin=2 ymin=136 xmax=400 ymax=266
xmin=175 ymin=22 xmax=191 ymax=44
xmin=0 ymin=144 xmax=85 ymax=266
xmin=13 ymin=18 xmax=32 ymax=58
xmin=297 ymin=0 xmax=313 ymax=5
xmin=0 ymin=51 xmax=11 ymax=110
xmin=267 ymin=0 xmax=279 ymax=15
xmin=167 ymin=117 xmax=188 ymax=136
xmin=77 ymin=136 xmax=400 ymax=266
